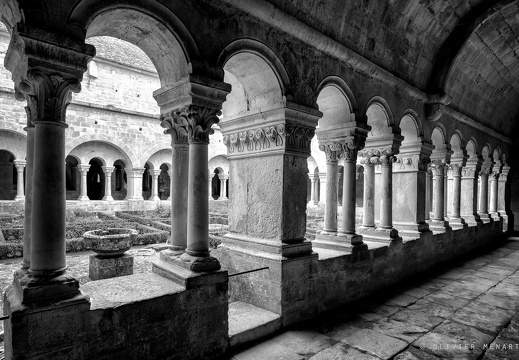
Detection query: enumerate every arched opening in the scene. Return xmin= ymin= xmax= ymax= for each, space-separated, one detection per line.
xmin=211 ymin=167 xmax=225 ymax=200
xmin=159 ymin=163 xmax=170 ymax=200
xmin=87 ymin=158 xmax=105 ymax=200
xmin=142 ymin=162 xmax=153 ymax=201
xmin=113 ymin=159 xmax=127 ymax=200
xmin=0 ymin=150 xmax=15 ymax=200
xmin=65 ymin=156 xmax=79 ymax=200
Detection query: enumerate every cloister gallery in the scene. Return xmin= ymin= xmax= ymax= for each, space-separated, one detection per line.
xmin=0 ymin=0 xmax=518 ymax=359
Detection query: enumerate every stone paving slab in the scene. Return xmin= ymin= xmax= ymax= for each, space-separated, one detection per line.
xmin=308 ymin=343 xmax=379 ymax=360
xmin=340 ymin=328 xmax=408 ymax=359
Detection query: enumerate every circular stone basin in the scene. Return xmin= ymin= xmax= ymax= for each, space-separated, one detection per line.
xmin=83 ymin=228 xmax=138 ymax=258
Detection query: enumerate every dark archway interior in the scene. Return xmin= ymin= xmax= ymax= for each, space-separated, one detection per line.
xmin=87 ymin=158 xmax=104 ymax=200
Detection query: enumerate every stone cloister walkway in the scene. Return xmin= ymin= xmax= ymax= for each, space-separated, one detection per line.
xmin=229 ymin=235 xmax=519 ymax=360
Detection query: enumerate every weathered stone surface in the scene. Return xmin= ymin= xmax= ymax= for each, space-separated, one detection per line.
xmin=391 ymin=308 xmax=445 ymax=330
xmin=232 ymin=339 xmax=304 ymax=360
xmin=229 ymin=301 xmax=281 ymax=348
xmin=369 ymin=318 xmax=428 ymax=343
xmin=89 ymin=253 xmax=133 ymax=280
xmin=308 ymin=343 xmax=379 ymax=360
xmin=340 ymin=328 xmax=408 ymax=359
xmin=270 ymin=329 xmax=336 ymax=357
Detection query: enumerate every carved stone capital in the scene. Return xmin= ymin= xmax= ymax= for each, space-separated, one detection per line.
xmin=223 ymin=122 xmax=315 ymax=156
xmin=489 ymin=172 xmax=499 ymax=180
xmin=172 ymin=105 xmax=221 ymax=144
xmin=160 ymin=111 xmax=189 ymax=144
xmin=448 ymin=163 xmax=463 ymax=177
xmin=394 ymin=155 xmax=430 ymax=171
xmin=430 ymin=159 xmax=447 ymax=176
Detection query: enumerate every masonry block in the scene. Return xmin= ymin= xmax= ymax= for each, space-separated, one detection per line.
xmin=89 ymin=254 xmax=133 ymax=280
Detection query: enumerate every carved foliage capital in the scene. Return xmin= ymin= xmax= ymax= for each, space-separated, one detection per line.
xmin=160 ymin=111 xmax=189 ymax=144
xmin=19 ymin=69 xmax=81 ymax=124
xmin=448 ymin=163 xmax=463 ymax=177
xmin=174 ymin=105 xmax=220 ymax=143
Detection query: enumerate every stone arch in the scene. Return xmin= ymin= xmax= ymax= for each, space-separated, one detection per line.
xmin=365 ymin=97 xmax=394 ymax=137
xmin=67 ymin=2 xmax=197 ymax=86
xmin=399 ymin=112 xmax=421 ymax=144
xmin=307 ymin=156 xmax=318 ymax=173
xmin=430 ymin=125 xmax=448 ymax=149
xmin=146 ymin=149 xmax=173 ymax=171
xmin=0 ymin=129 xmax=26 ymax=160
xmin=221 ymin=44 xmax=286 ymax=120
xmin=68 ymin=140 xmax=132 ymax=169
xmin=208 ymin=155 xmax=230 ymax=174
xmin=316 ymin=83 xmax=355 ymax=130
xmin=316 ymin=76 xmax=359 ymax=115
xmin=493 ymin=147 xmax=502 ymax=163
xmin=66 ymin=134 xmax=137 ymax=168
xmin=138 ymin=144 xmax=171 ymax=169
xmin=466 ymin=138 xmax=478 ymax=159
xmin=449 ymin=132 xmax=464 ymax=157
xmin=218 ymin=38 xmax=292 ymax=100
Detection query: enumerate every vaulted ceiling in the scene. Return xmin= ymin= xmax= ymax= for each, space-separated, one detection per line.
xmin=266 ymin=0 xmax=519 ymax=138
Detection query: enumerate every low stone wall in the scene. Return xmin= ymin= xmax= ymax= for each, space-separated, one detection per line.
xmin=217 ymin=220 xmax=504 ymax=327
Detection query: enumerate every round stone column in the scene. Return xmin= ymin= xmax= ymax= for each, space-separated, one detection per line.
xmin=432 ymin=163 xmax=446 ymax=221
xmin=318 ymin=172 xmax=327 ymax=205
xmin=31 ymin=120 xmax=68 ymax=276
xmin=449 ymin=163 xmax=464 ymax=226
xmin=425 ymin=170 xmax=432 ymax=220
xmin=339 ymin=155 xmax=362 ymax=247
xmin=379 ymin=157 xmax=394 ymax=229
xmin=478 ymin=171 xmax=491 ymax=221
xmin=101 ymin=166 xmax=114 ymax=201
xmin=361 ymin=159 xmax=375 ymax=228
xmin=218 ymin=174 xmax=228 ymax=199
xmin=77 ymin=164 xmax=90 ymax=201
xmin=13 ymin=160 xmax=26 ymax=200
xmin=322 ymin=158 xmax=338 ymax=234
xmin=150 ymin=169 xmax=161 ymax=201
xmin=308 ymin=174 xmax=316 ymax=204
xmin=22 ymin=126 xmax=34 ymax=269
xmin=489 ymin=172 xmax=499 ymax=216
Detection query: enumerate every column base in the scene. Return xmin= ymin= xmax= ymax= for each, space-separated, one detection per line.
xmin=101 ymin=196 xmax=114 ymax=201
xmin=313 ymin=232 xmax=367 ymax=253
xmin=392 ymin=222 xmax=431 ymax=238
xmin=498 ymin=211 xmax=510 ymax=232
xmin=447 ymin=217 xmax=467 ymax=229
xmin=152 ymin=252 xmax=227 ymax=289
xmin=12 ymin=268 xmax=82 ymax=305
xmin=460 ymin=214 xmax=482 ymax=227
xmin=223 ymin=232 xmax=313 ymax=258
xmin=359 ymin=227 xmax=402 ymax=245
xmin=478 ymin=213 xmax=494 ymax=224
xmin=490 ymin=212 xmax=501 ymax=222
xmin=77 ymin=195 xmax=89 ymax=201
xmin=14 ymin=196 xmax=25 ymax=201
xmin=427 ymin=219 xmax=452 ymax=232
xmin=150 ymin=196 xmax=160 ymax=201
xmin=319 ymin=229 xmax=338 ymax=236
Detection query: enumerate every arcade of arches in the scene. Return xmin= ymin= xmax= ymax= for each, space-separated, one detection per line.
xmin=1 ymin=1 xmax=519 ymax=359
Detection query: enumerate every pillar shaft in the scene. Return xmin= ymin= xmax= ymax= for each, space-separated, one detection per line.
xmin=425 ymin=170 xmax=432 ymax=221
xmin=489 ymin=173 xmax=499 ymax=214
xmin=379 ymin=162 xmax=393 ymax=228
xmin=22 ymin=127 xmax=34 ymax=269
xmin=78 ymin=165 xmax=89 ymax=200
xmin=14 ymin=161 xmax=25 ymax=200
xmin=362 ymin=162 xmax=375 ymax=228
xmin=323 ymin=159 xmax=338 ymax=233
xmin=151 ymin=170 xmax=160 ymax=201
xmin=31 ymin=121 xmax=67 ymax=275
xmin=340 ymin=159 xmax=357 ymax=235
xmin=450 ymin=165 xmax=462 ymax=219
xmin=478 ymin=173 xmax=489 ymax=215
xmin=460 ymin=162 xmax=481 ymax=225
xmin=318 ymin=173 xmax=326 ymax=204
xmin=433 ymin=164 xmax=445 ymax=221
xmin=102 ymin=166 xmax=114 ymax=201
xmin=309 ymin=175 xmax=316 ymax=203
xmin=170 ymin=144 xmax=189 ymax=252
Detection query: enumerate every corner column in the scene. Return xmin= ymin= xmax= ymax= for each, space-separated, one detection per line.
xmin=13 ymin=160 xmax=25 ymax=200
xmin=126 ymin=168 xmax=144 ymax=200
xmin=77 ymin=164 xmax=90 ymax=200
xmin=101 ymin=166 xmax=114 ymax=201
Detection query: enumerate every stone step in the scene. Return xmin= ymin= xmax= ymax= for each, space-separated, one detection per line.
xmin=228 ymin=301 xmax=281 ymax=349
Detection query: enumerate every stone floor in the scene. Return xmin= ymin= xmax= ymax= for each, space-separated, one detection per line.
xmin=229 ymin=235 xmax=519 ymax=360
